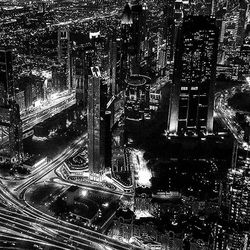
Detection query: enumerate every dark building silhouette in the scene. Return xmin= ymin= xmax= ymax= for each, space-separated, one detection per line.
xmin=228 ymin=142 xmax=250 ymax=225
xmin=57 ymin=28 xmax=73 ymax=90
xmin=88 ymin=73 xmax=104 ymax=176
xmin=120 ymin=2 xmax=147 ymax=77
xmin=58 ymin=28 xmax=70 ymax=64
xmin=72 ymin=47 xmax=87 ymax=107
xmin=163 ymin=0 xmax=176 ymax=62
xmin=167 ymin=16 xmax=219 ymax=136
xmin=109 ymin=39 xmax=118 ymax=96
xmin=0 ymin=47 xmax=23 ymax=163
xmin=0 ymin=47 xmax=14 ymax=105
xmin=236 ymin=0 xmax=248 ymax=47
xmin=87 ymin=67 xmax=111 ymax=178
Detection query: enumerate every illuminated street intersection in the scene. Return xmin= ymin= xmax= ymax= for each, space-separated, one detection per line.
xmin=2 ymin=0 xmax=249 ymax=248
xmin=215 ymin=77 xmax=250 ymax=150
xmin=0 ymin=132 xmax=138 ymax=250
xmin=0 ymin=5 xmax=141 ymax=248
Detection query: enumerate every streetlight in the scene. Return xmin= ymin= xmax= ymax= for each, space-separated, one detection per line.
xmin=81 ymin=190 xmax=88 ymax=197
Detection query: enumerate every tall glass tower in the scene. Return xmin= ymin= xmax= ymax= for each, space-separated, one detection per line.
xmin=87 ymin=67 xmax=109 ymax=178
xmin=167 ymin=15 xmax=218 ymax=136
xmin=0 ymin=47 xmax=23 ymax=163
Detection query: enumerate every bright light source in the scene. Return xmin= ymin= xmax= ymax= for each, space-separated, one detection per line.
xmin=104 ymin=246 xmax=113 ymax=250
xmin=132 ymin=149 xmax=152 ymax=188
xmin=34 ymin=99 xmax=42 ymax=108
xmin=81 ymin=190 xmax=88 ymax=197
xmin=137 ymin=168 xmax=152 ymax=188
xmin=41 ymin=70 xmax=52 ymax=79
xmin=102 ymin=202 xmax=109 ymax=208
xmin=33 ymin=135 xmax=47 ymax=141
xmin=51 ymin=92 xmax=59 ymax=100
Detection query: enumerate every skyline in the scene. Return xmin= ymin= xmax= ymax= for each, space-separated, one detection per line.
xmin=0 ymin=0 xmax=249 ymax=249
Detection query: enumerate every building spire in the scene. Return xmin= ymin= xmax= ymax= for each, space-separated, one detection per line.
xmin=121 ymin=3 xmax=133 ymax=25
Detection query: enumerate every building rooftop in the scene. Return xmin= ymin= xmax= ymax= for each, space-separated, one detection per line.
xmin=121 ymin=3 xmax=133 ymax=25
xmin=126 ymin=74 xmax=150 ymax=86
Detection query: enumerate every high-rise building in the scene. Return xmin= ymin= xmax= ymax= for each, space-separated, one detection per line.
xmin=72 ymin=48 xmax=87 ymax=106
xmin=163 ymin=0 xmax=176 ymax=63
xmin=58 ymin=28 xmax=70 ymax=64
xmin=0 ymin=47 xmax=14 ymax=105
xmin=239 ymin=43 xmax=250 ymax=78
xmin=57 ymin=28 xmax=72 ymax=90
xmin=189 ymin=0 xmax=216 ymax=16
xmin=89 ymin=31 xmax=107 ymax=70
xmin=109 ymin=39 xmax=118 ymax=96
xmin=236 ymin=0 xmax=248 ymax=47
xmin=227 ymin=142 xmax=250 ymax=225
xmin=0 ymin=102 xmax=23 ymax=164
xmin=88 ymin=71 xmax=103 ymax=176
xmin=120 ymin=3 xmax=134 ymax=82
xmin=125 ymin=74 xmax=150 ymax=122
xmin=0 ymin=47 xmax=23 ymax=163
xmin=104 ymin=111 xmax=112 ymax=170
xmin=210 ymin=221 xmax=250 ymax=249
xmin=52 ymin=64 xmax=67 ymax=92
xmin=87 ymin=67 xmax=109 ymax=178
xmin=210 ymin=222 xmax=228 ymax=250
xmin=167 ymin=16 xmax=218 ymax=136
xmin=120 ymin=2 xmax=147 ymax=77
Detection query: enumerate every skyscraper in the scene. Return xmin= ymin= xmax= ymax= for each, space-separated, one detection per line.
xmin=0 ymin=47 xmax=23 ymax=163
xmin=120 ymin=2 xmax=134 ymax=83
xmin=163 ymin=0 xmax=176 ymax=63
xmin=228 ymin=142 xmax=250 ymax=225
xmin=87 ymin=67 xmax=108 ymax=178
xmin=57 ymin=28 xmax=72 ymax=90
xmin=167 ymin=16 xmax=218 ymax=136
xmin=109 ymin=39 xmax=118 ymax=96
xmin=58 ymin=28 xmax=70 ymax=64
xmin=73 ymin=48 xmax=87 ymax=106
xmin=239 ymin=43 xmax=250 ymax=78
xmin=125 ymin=74 xmax=150 ymax=122
xmin=236 ymin=0 xmax=248 ymax=47
xmin=120 ymin=2 xmax=147 ymax=77
xmin=0 ymin=47 xmax=14 ymax=105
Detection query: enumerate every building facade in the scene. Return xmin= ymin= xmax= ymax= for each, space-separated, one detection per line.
xmin=125 ymin=74 xmax=150 ymax=122
xmin=0 ymin=47 xmax=23 ymax=163
xmin=167 ymin=16 xmax=218 ymax=136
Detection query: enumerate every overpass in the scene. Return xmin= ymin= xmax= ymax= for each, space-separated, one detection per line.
xmin=22 ymin=92 xmax=76 ymax=139
xmin=0 ymin=92 xmax=76 ymax=145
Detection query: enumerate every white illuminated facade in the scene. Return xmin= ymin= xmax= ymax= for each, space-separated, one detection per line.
xmin=128 ymin=148 xmax=152 ymax=188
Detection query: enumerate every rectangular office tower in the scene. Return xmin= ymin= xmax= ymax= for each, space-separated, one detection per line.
xmin=0 ymin=47 xmax=23 ymax=163
xmin=227 ymin=142 xmax=250 ymax=225
xmin=0 ymin=47 xmax=14 ymax=105
xmin=87 ymin=67 xmax=110 ymax=178
xmin=167 ymin=16 xmax=218 ymax=136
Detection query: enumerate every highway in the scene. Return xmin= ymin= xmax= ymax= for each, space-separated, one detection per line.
xmin=0 ymin=180 xmax=137 ymax=250
xmin=15 ymin=133 xmax=88 ymax=196
xmin=0 ymin=7 xmax=140 ymax=249
xmin=0 ymin=131 xmax=138 ymax=250
xmin=22 ymin=92 xmax=76 ymax=133
xmin=214 ymin=77 xmax=250 ymax=150
xmin=0 ymin=91 xmax=76 ymax=147
xmin=52 ymin=10 xmax=119 ymax=27
xmin=0 ymin=208 xmax=77 ymax=250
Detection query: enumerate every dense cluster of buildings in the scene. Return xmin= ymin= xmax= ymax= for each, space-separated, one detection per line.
xmin=1 ymin=0 xmax=250 ymax=249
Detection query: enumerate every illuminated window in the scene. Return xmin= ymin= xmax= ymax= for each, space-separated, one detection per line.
xmin=191 ymin=86 xmax=198 ymax=90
